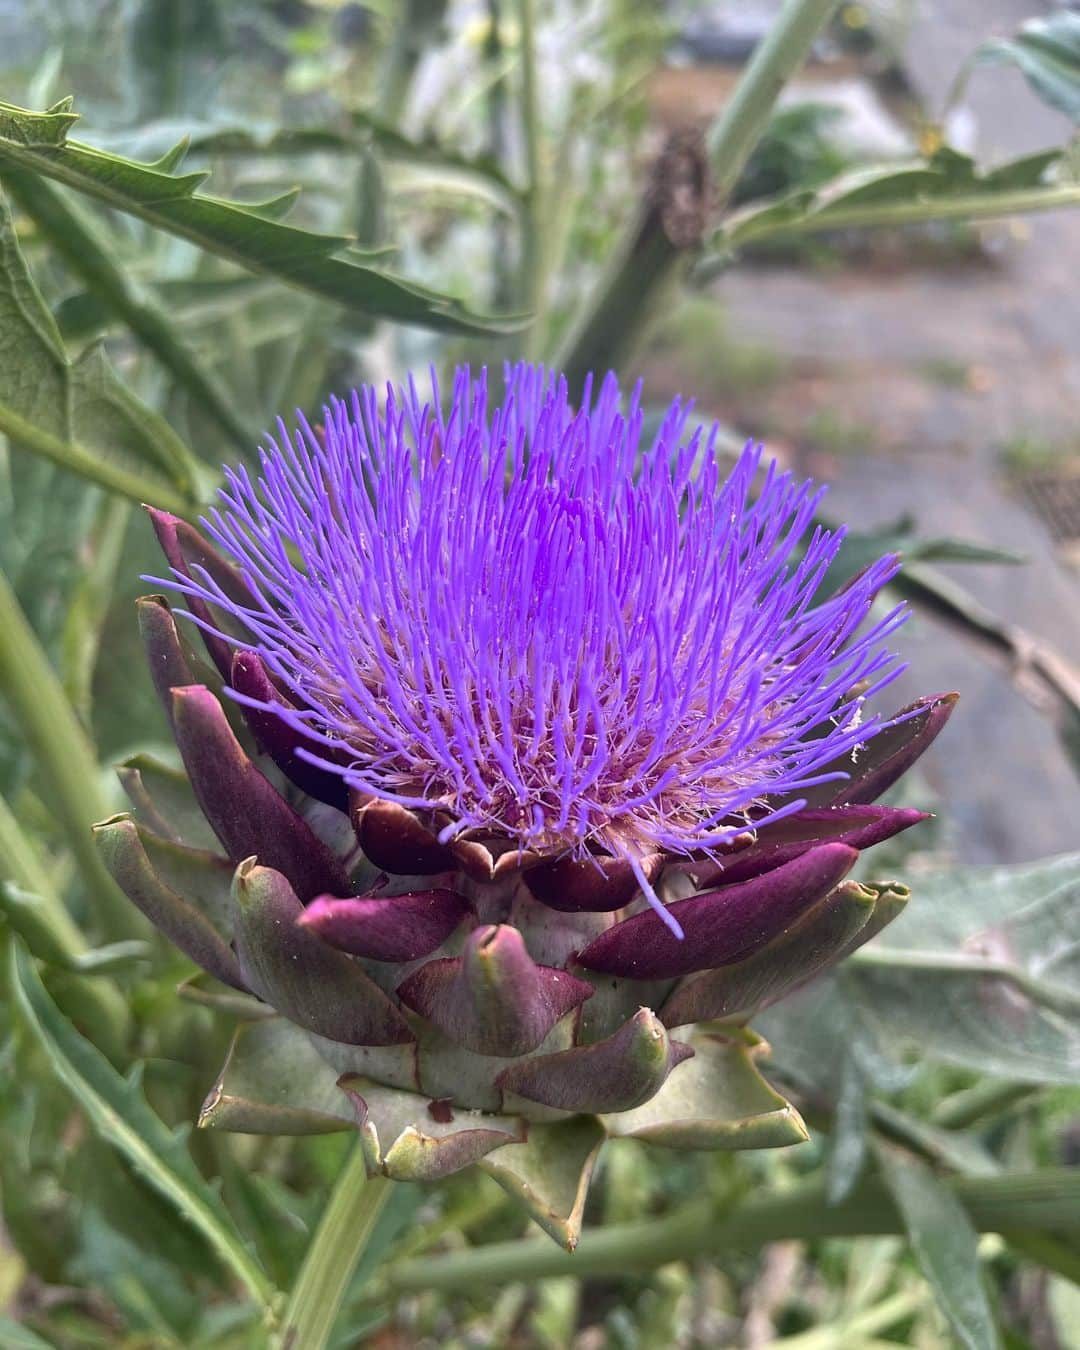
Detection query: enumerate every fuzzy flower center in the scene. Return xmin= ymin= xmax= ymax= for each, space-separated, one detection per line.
xmin=163 ymin=364 xmax=906 ymax=932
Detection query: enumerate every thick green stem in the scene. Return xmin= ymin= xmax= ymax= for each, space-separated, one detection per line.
xmin=0 ymin=792 xmax=57 ymax=902
xmin=0 ymin=569 xmax=142 ymax=940
xmin=1005 ymin=1231 xmax=1080 ymax=1286
xmin=558 ymin=0 xmax=839 ymax=389
xmin=372 ymin=1168 xmax=1080 ymax=1297
xmin=61 ymin=494 xmax=131 ymax=725
xmin=705 ymin=0 xmax=841 ymax=200
xmin=485 ymin=0 xmax=515 ymax=311
xmin=555 ymin=201 xmax=684 ymax=397
xmin=274 ymin=1148 xmax=392 ymax=1350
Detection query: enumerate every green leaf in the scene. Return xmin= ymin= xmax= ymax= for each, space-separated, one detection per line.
xmin=0 ymin=1317 xmax=54 ymax=1349
xmin=975 ymin=11 xmax=1080 ymax=124
xmin=68 ymin=1139 xmax=217 ymax=1338
xmin=0 ymin=568 xmax=144 ymax=941
xmin=4 ymin=167 xmax=252 ymax=452
xmin=768 ymin=854 xmax=1080 ymax=1087
xmin=825 ymin=1052 xmax=869 ymax=1204
xmin=0 ymin=797 xmax=133 ymax=1062
xmin=0 ymin=184 xmax=203 ymax=512
xmin=226 ymin=1170 xmax=313 ymax=1292
xmin=158 ymin=112 xmax=519 ymax=207
xmin=708 ymin=146 xmax=1079 ymax=257
xmin=816 ymin=514 xmax=1024 ymax=596
xmin=8 ymin=940 xmax=276 ymax=1311
xmin=876 ymin=1145 xmax=1001 ymax=1350
xmin=0 ymin=97 xmax=524 ymax=335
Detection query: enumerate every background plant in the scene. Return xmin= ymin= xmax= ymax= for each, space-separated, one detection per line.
xmin=0 ymin=1 xmax=1078 ymax=1346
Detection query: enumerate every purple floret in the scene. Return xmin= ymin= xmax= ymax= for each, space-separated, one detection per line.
xmin=153 ymin=363 xmax=907 ymax=936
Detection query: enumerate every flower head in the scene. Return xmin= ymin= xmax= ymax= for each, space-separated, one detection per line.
xmin=106 ymin=363 xmax=955 ymax=1246
xmin=157 ymin=364 xmax=905 ymax=933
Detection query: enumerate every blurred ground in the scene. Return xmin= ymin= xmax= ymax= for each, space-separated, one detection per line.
xmin=645 ymin=0 xmax=1080 ymax=863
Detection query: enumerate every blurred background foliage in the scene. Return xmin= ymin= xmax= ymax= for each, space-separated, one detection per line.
xmin=0 ymin=0 xmax=1078 ymax=1345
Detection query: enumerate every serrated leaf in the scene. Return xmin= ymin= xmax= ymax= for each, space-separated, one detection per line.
xmin=848 ymin=854 xmax=1080 ymax=1083
xmin=975 ymin=11 xmax=1080 ymax=123
xmin=811 ymin=164 xmax=946 ymax=211
xmin=0 ymin=97 xmax=524 ymax=335
xmin=132 ymin=113 xmax=520 ymax=206
xmin=4 ymin=167 xmax=251 ymax=451
xmin=764 ymin=854 xmax=1080 ymax=1088
xmin=877 ymin=1145 xmax=1002 ymax=1350
xmin=0 ymin=185 xmax=203 ymax=511
xmin=982 ymin=148 xmax=1066 ymax=190
xmin=712 ymin=146 xmax=1077 ymax=254
xmin=8 ymin=941 xmax=275 ymax=1311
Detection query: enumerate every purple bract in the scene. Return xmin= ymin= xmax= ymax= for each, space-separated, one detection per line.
xmin=152 ymin=363 xmax=907 ymax=936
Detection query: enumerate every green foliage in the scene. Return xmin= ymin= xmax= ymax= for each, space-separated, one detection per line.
xmin=9 ymin=941 xmax=276 ymax=1310
xmin=876 ymin=1146 xmax=1001 ymax=1350
xmin=0 ymin=0 xmax=1077 ymax=1345
xmin=762 ymin=852 xmax=1080 ymax=1094
xmin=0 ymin=96 xmax=522 ymax=336
xmin=0 ymin=185 xmax=204 ymax=511
xmin=730 ymin=102 xmax=851 ymax=207
xmin=849 ymin=854 xmax=1080 ymax=1083
xmin=975 ymin=10 xmax=1080 ymax=124
xmin=707 ymin=146 xmax=1080 ymax=258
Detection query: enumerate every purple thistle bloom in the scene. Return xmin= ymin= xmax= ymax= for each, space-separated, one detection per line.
xmin=152 ymin=363 xmax=907 ymax=937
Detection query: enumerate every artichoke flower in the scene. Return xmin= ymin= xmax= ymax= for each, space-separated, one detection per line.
xmin=95 ymin=364 xmax=954 ymax=1248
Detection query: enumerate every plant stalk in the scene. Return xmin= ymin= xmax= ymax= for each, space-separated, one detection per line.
xmin=0 ymin=568 xmax=143 ymax=940
xmin=378 ymin=0 xmax=448 ymax=126
xmin=0 ymin=797 xmax=130 ymax=1058
xmin=485 ymin=0 xmax=515 ymax=311
xmin=371 ymin=1168 xmax=1080 ymax=1297
xmin=932 ymin=1079 xmax=1040 ymax=1131
xmin=558 ymin=0 xmax=840 ymax=390
xmin=0 ymin=402 xmax=194 ymax=515
xmin=274 ymin=1148 xmax=392 ymax=1350
xmin=705 ymin=0 xmax=840 ymax=200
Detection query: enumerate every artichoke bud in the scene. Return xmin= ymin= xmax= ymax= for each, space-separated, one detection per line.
xmin=99 ymin=365 xmax=954 ymax=1248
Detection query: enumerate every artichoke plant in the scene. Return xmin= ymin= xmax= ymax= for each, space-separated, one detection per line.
xmin=95 ymin=364 xmax=953 ymax=1248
